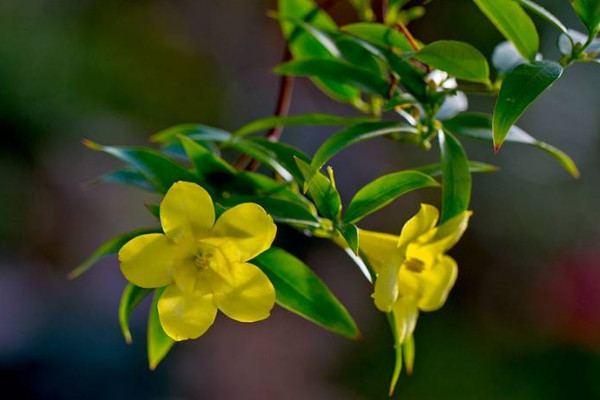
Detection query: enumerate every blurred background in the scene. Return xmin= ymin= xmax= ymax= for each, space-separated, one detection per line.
xmin=1 ymin=0 xmax=599 ymax=398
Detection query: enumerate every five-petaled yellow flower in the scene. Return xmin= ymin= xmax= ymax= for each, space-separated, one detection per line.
xmin=359 ymin=204 xmax=471 ymax=345
xmin=118 ymin=181 xmax=277 ymax=341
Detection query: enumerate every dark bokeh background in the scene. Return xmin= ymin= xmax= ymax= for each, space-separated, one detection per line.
xmin=1 ymin=0 xmax=599 ymax=398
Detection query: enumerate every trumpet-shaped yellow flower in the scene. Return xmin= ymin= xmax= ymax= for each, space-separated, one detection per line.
xmin=118 ymin=181 xmax=277 ymax=341
xmin=359 ymin=204 xmax=471 ymax=344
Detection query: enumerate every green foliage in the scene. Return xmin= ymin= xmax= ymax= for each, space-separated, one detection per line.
xmin=75 ymin=0 xmax=597 ymax=393
xmin=492 ymin=61 xmax=563 ymax=151
xmin=253 ymin=247 xmax=360 ymax=339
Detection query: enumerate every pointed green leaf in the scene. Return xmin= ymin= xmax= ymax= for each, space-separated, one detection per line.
xmin=119 ymin=284 xmax=153 ymax=344
xmin=295 ymin=158 xmax=342 ymax=219
xmin=311 ymin=122 xmax=418 ymax=172
xmin=68 ymin=228 xmax=161 ymax=279
xmin=178 ymin=135 xmax=235 ymax=176
xmin=83 ymin=140 xmax=203 ymax=194
xmin=279 ymin=0 xmax=360 ymax=103
xmin=234 ymin=113 xmax=376 ymax=137
xmin=493 ymin=61 xmax=562 ymax=150
xmin=253 ymin=247 xmax=360 ymax=339
xmin=443 ymin=112 xmax=579 ymax=177
xmin=517 ymin=0 xmax=569 ymax=36
xmin=274 ymin=59 xmax=391 ymax=98
xmin=343 ymin=171 xmax=440 ymax=223
xmin=472 ymin=0 xmax=539 ymax=60
xmin=338 ymin=224 xmax=359 ymax=254
xmin=412 ymin=40 xmax=490 ymax=83
xmin=570 ymin=0 xmax=600 ymax=34
xmin=151 ymin=124 xmax=232 ymax=145
xmin=148 ymin=287 xmax=175 ymax=370
xmin=439 ymin=131 xmax=471 ymax=223
xmin=87 ymin=169 xmax=154 ymax=192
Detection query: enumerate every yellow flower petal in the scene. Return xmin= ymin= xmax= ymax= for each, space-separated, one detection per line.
xmin=160 ymin=181 xmax=215 ymax=242
xmin=415 ymin=210 xmax=472 ymax=255
xmin=157 ymin=284 xmax=217 ymax=341
xmin=397 ymin=204 xmax=439 ymax=250
xmin=210 ymin=203 xmax=277 ymax=262
xmin=418 ymin=255 xmax=458 ymax=312
xmin=373 ymin=262 xmax=399 ymax=312
xmin=358 ymin=229 xmax=399 ymax=273
xmin=213 ymin=262 xmax=275 ymax=322
xmin=392 ymin=298 xmax=419 ymax=345
xmin=118 ymin=233 xmax=175 ymax=288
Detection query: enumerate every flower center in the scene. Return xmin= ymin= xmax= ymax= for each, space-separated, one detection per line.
xmin=194 ymin=252 xmax=213 ymax=270
xmin=404 ymin=258 xmax=425 ymax=273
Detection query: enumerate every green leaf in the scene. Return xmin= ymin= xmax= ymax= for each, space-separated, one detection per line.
xmin=68 ymin=228 xmax=161 ymax=279
xmin=119 ymin=284 xmax=153 ymax=344
xmin=570 ymin=0 xmax=600 ymax=34
xmin=178 ymin=135 xmax=235 ymax=176
xmin=412 ymin=40 xmax=490 ymax=83
xmin=341 ymin=23 xmax=414 ymax=52
xmin=253 ymin=247 xmax=360 ymax=339
xmin=295 ymin=158 xmax=342 ymax=219
xmin=220 ymin=196 xmax=319 ymax=228
xmin=338 ymin=224 xmax=359 ymax=254
xmin=246 ymin=138 xmax=311 ymax=184
xmin=472 ymin=0 xmax=539 ymax=60
xmin=224 ymin=140 xmax=295 ymax=182
xmin=387 ymin=53 xmax=429 ymax=102
xmin=415 ymin=161 xmax=499 ymax=177
xmin=493 ymin=61 xmax=562 ymax=151
xmin=311 ymin=121 xmax=418 ymax=172
xmin=438 ymin=131 xmax=471 ymax=223
xmin=279 ymin=0 xmax=361 ymax=103
xmin=83 ymin=140 xmax=203 ymax=194
xmin=274 ymin=59 xmax=391 ymax=98
xmin=151 ymin=123 xmax=232 ymax=145
xmin=272 ymin=12 xmax=342 ymax=57
xmin=443 ymin=112 xmax=580 ymax=177
xmin=148 ymin=287 xmax=175 ymax=370
xmin=517 ymin=0 xmax=570 ymax=36
xmin=87 ymin=169 xmax=154 ymax=192
xmin=234 ymin=113 xmax=375 ymax=137
xmin=343 ymin=171 xmax=440 ymax=223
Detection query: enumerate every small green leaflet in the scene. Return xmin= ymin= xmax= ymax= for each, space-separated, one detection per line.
xmin=119 ymin=284 xmax=153 ymax=344
xmin=343 ymin=171 xmax=440 ymax=223
xmin=87 ymin=169 xmax=154 ymax=192
xmin=443 ymin=112 xmax=579 ymax=177
xmin=412 ymin=40 xmax=490 ymax=84
xmin=472 ymin=0 xmax=539 ymax=60
xmin=493 ymin=61 xmax=563 ymax=151
xmin=148 ymin=287 xmax=175 ymax=370
xmin=570 ymin=0 xmax=600 ymax=34
xmin=253 ymin=247 xmax=360 ymax=339
xmin=68 ymin=227 xmax=161 ymax=279
xmin=179 ymin=135 xmax=236 ymax=176
xmin=273 ymin=59 xmax=392 ymax=98
xmin=338 ymin=224 xmax=359 ymax=255
xmin=295 ymin=158 xmax=342 ymax=220
xmin=439 ymin=131 xmax=472 ymax=223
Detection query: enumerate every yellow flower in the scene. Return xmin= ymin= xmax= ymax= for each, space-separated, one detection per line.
xmin=118 ymin=181 xmax=277 ymax=341
xmin=359 ymin=204 xmax=471 ymax=344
